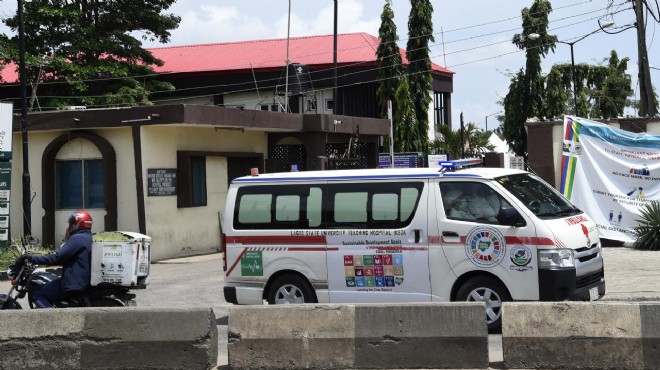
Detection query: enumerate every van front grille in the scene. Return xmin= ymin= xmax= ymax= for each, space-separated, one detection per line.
xmin=576 ymin=269 xmax=603 ymax=289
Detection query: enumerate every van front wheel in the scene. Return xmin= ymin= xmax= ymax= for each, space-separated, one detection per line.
xmin=267 ymin=274 xmax=316 ymax=304
xmin=456 ymin=277 xmax=511 ymax=333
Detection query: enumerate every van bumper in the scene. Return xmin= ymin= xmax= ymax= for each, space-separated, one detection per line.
xmin=223 ymin=286 xmax=238 ymax=304
xmin=538 ymin=267 xmax=605 ymax=301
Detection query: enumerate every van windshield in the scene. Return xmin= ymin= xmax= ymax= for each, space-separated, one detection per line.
xmin=495 ymin=173 xmax=581 ymax=219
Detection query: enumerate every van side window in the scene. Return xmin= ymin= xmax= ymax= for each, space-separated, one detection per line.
xmin=327 ymin=182 xmax=423 ymax=229
xmin=234 ymin=182 xmax=423 ymax=229
xmin=275 ymin=195 xmax=300 ymax=221
xmin=440 ymin=182 xmax=510 ymax=224
xmin=334 ymin=192 xmax=368 ymax=223
xmin=238 ymin=194 xmax=272 ymax=224
xmin=373 ymin=193 xmax=398 ymax=221
xmin=307 ymin=187 xmax=322 ymax=227
xmin=235 ymin=185 xmax=322 ymax=229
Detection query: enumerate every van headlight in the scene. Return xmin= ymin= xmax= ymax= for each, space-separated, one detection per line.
xmin=538 ymin=249 xmax=574 ymax=269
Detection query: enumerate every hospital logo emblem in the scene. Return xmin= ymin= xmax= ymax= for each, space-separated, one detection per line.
xmin=509 ymin=245 xmax=533 ymax=272
xmin=465 ymin=226 xmax=506 ymax=268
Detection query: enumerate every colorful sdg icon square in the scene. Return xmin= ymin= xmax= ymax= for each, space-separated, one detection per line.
xmin=356 ymin=276 xmax=367 ymax=287
xmin=393 ymin=254 xmax=403 ymax=266
xmin=345 ymin=276 xmax=356 ymax=288
xmin=375 ymin=276 xmax=385 ymax=287
xmin=366 ymin=276 xmax=376 ymax=287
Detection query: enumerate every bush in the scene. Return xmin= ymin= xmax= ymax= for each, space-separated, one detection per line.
xmin=0 ymin=237 xmax=54 ymax=271
xmin=633 ymin=200 xmax=660 ymax=251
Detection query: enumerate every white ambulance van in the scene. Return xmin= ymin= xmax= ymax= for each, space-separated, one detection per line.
xmin=221 ymin=165 xmax=605 ymax=332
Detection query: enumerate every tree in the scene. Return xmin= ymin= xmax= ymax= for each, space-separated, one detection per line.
xmin=592 ymin=51 xmax=633 ymax=118
xmin=376 ymin=0 xmax=403 ymax=120
xmin=393 ymin=77 xmax=418 ymax=152
xmin=544 ymin=50 xmax=633 ymax=119
xmin=503 ymin=0 xmax=556 ymax=157
xmin=406 ymin=0 xmax=434 ymax=153
xmin=0 ymin=0 xmax=181 ymax=110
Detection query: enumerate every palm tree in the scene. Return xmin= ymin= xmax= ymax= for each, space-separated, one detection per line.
xmin=429 ymin=123 xmax=495 ymax=159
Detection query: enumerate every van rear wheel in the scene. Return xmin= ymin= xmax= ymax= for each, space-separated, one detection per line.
xmin=267 ymin=274 xmax=316 ymax=304
xmin=456 ymin=276 xmax=511 ymax=333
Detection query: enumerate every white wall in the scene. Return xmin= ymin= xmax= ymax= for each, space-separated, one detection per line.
xmin=9 ymin=128 xmax=138 ymax=247
xmin=140 ymin=125 xmax=267 ymax=260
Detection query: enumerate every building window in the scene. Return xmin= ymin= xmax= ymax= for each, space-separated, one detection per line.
xmin=190 ymin=156 xmax=207 ymax=207
xmin=325 ymin=99 xmax=334 ymax=111
xmin=434 ymin=92 xmax=449 ymax=131
xmin=56 ymin=159 xmax=104 ymax=209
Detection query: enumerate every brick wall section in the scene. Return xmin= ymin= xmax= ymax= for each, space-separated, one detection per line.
xmin=526 ymin=121 xmax=557 ymax=185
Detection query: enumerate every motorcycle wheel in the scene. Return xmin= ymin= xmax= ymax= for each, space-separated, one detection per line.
xmin=90 ymin=298 xmax=125 ymax=307
xmin=0 ymin=294 xmax=22 ymax=309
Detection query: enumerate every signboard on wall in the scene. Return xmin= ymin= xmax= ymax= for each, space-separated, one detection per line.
xmin=509 ymin=156 xmax=525 ymax=170
xmin=427 ymin=154 xmax=448 ymax=168
xmin=0 ymin=103 xmax=12 ymax=159
xmin=0 ymin=102 xmax=11 ymax=250
xmin=378 ymin=153 xmax=425 ymax=168
xmin=147 ymin=169 xmax=177 ymax=196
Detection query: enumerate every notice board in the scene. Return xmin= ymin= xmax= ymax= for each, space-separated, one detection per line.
xmin=147 ymin=168 xmax=177 ymax=196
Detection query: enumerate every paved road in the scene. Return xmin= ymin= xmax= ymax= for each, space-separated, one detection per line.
xmin=3 ymin=246 xmax=660 ymax=369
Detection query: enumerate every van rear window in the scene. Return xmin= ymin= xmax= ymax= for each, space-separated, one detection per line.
xmin=233 ymin=182 xmax=423 ymax=230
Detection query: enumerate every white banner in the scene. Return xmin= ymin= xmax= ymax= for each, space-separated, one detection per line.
xmin=560 ymin=116 xmax=660 ymax=242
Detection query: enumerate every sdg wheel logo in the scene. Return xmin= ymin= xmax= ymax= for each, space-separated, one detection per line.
xmin=465 ymin=226 xmax=506 ymax=268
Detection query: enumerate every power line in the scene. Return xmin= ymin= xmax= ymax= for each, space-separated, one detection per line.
xmin=0 ymin=2 xmax=632 ymax=111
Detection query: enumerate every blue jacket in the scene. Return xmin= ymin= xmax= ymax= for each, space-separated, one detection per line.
xmin=31 ymin=229 xmax=92 ymax=293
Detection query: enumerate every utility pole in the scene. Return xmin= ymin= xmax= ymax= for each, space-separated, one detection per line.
xmin=460 ymin=112 xmax=465 ymax=159
xmin=633 ymin=0 xmax=656 ymax=116
xmin=18 ymin=0 xmax=31 ymax=237
xmin=333 ymin=0 xmax=338 ymax=115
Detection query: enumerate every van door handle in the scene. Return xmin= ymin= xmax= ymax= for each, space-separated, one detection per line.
xmin=414 ymin=229 xmax=421 ymax=243
xmin=442 ymin=231 xmax=459 ymax=237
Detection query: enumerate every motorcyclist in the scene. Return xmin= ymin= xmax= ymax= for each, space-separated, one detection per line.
xmin=22 ymin=210 xmax=93 ymax=308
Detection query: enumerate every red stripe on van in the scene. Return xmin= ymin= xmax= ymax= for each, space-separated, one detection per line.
xmin=505 ymin=236 xmax=555 ymax=246
xmin=441 ymin=235 xmax=555 ymax=247
xmin=226 ymin=247 xmax=248 ymax=277
xmin=226 ymin=235 xmax=326 ymax=244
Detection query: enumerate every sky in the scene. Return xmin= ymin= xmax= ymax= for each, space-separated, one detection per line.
xmin=0 ymin=0 xmax=657 ymax=130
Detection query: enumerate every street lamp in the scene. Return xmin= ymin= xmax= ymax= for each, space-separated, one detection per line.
xmin=529 ymin=21 xmax=613 ymax=116
xmin=485 ymin=111 xmax=501 ymax=131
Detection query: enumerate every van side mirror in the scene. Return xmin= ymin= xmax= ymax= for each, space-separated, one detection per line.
xmin=497 ymin=207 xmax=526 ymax=227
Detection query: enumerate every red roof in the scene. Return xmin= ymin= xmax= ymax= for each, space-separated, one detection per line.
xmin=0 ymin=32 xmax=453 ymax=83
xmin=149 ymin=32 xmax=453 ymax=76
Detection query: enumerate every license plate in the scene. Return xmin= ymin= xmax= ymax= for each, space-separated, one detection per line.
xmin=127 ymin=300 xmax=137 ymax=307
xmin=589 ymin=287 xmax=599 ymax=301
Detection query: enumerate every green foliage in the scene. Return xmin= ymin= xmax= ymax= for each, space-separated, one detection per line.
xmin=376 ymin=0 xmax=403 ymax=120
xmin=502 ymin=0 xmax=556 ymax=157
xmin=501 ymin=69 xmax=528 ymax=156
xmin=633 ymin=200 xmax=660 ymax=251
xmin=406 ymin=0 xmax=434 ymax=153
xmin=0 ymin=0 xmax=180 ymax=110
xmin=429 ymin=122 xmax=494 ymax=159
xmin=0 ymin=237 xmax=54 ymax=271
xmin=393 ymin=77 xmax=418 ymax=152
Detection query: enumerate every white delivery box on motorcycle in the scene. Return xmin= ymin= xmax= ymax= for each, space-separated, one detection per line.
xmin=91 ymin=231 xmax=151 ymax=288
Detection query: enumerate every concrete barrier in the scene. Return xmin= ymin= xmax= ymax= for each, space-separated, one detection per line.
xmin=502 ymin=302 xmax=660 ymax=369
xmin=0 ymin=307 xmax=218 ymax=370
xmin=228 ymin=302 xmax=488 ymax=369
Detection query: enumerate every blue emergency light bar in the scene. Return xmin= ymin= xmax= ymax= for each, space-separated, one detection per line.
xmin=439 ymin=158 xmax=484 ymax=171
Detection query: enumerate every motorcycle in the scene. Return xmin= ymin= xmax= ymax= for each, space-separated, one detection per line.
xmin=0 ymin=258 xmax=136 ymax=309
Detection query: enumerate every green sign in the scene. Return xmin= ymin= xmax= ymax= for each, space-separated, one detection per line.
xmin=0 ymin=161 xmax=9 ymax=250
xmin=241 ymin=250 xmax=263 ymax=276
